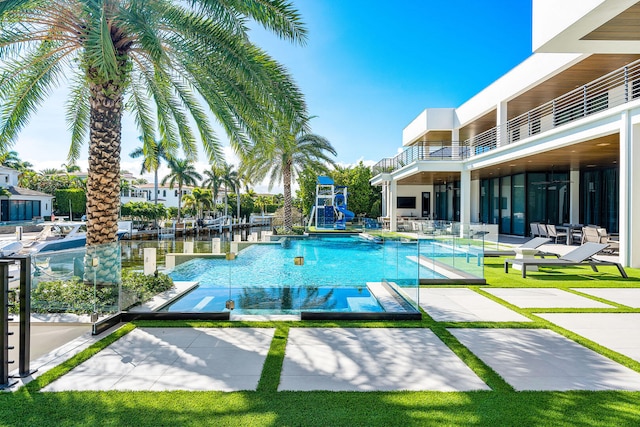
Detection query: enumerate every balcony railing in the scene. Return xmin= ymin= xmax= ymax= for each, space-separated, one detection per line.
xmin=374 ymin=58 xmax=640 ymax=175
xmin=372 ymin=141 xmax=470 ymax=175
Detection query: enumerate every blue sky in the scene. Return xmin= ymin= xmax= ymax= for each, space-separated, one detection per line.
xmin=14 ymin=0 xmax=532 ymax=189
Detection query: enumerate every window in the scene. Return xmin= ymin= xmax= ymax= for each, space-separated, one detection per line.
xmin=396 ymin=197 xmax=416 ymax=209
xmin=163 ymin=190 xmax=166 ymax=197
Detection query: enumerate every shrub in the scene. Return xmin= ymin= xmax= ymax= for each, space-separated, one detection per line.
xmin=120 ymin=270 xmax=173 ymax=309
xmin=29 ymin=271 xmax=174 ymax=315
xmin=31 ymin=278 xmax=118 ymax=314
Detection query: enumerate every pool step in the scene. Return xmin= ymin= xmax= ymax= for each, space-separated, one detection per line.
xmin=366 ymin=282 xmax=408 ymax=312
xmin=347 ymin=296 xmax=381 ymax=312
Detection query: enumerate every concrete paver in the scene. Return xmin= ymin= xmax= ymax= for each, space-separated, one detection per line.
xmin=572 ymin=288 xmax=640 ymax=308
xmin=418 ymin=288 xmax=531 ymax=322
xmin=482 ymin=288 xmax=614 ymax=308
xmin=41 ymin=327 xmax=274 ymax=392
xmin=538 ymin=313 xmax=640 ymax=363
xmin=279 ymin=328 xmax=490 ymax=392
xmin=450 ymin=328 xmax=640 ymax=391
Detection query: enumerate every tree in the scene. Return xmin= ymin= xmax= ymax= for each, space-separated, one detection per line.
xmin=161 ymin=159 xmax=202 ymax=223
xmin=202 ymin=167 xmax=222 ymax=216
xmin=206 ymin=161 xmax=240 ymax=220
xmin=61 ymin=163 xmax=82 ymax=173
xmin=191 ymin=187 xmax=213 ymax=219
xmin=219 ymin=162 xmax=240 ymax=221
xmin=255 ymin=195 xmax=271 ymax=215
xmin=0 ymin=1 xmax=308 ymax=246
xmin=130 ymin=137 xmax=175 ymax=207
xmin=242 ymin=118 xmax=336 ymax=232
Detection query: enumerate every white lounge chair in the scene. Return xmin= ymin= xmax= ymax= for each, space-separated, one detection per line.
xmin=504 ymin=242 xmax=628 ymax=278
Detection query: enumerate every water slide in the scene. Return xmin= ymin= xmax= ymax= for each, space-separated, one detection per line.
xmin=333 ymin=192 xmax=354 ymax=229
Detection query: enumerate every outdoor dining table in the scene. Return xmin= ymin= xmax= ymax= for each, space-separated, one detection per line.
xmin=557 ymin=224 xmax=583 ymax=245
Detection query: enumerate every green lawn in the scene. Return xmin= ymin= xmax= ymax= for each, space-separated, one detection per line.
xmin=2 ymin=257 xmax=640 ymax=426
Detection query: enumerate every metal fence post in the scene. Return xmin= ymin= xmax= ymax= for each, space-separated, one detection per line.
xmin=0 ymin=260 xmax=16 ymax=389
xmin=17 ymin=256 xmax=35 ymax=377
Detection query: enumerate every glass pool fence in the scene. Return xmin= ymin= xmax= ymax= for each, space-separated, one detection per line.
xmin=17 ymin=222 xmax=488 ymax=321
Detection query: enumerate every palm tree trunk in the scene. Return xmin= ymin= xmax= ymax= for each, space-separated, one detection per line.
xmin=283 ymin=161 xmax=293 ymax=232
xmin=236 ymin=189 xmax=241 ymax=221
xmin=153 ymin=167 xmax=159 ymax=228
xmin=177 ymin=184 xmax=182 ymax=223
xmin=84 ymin=80 xmax=123 ymax=285
xmin=86 ymin=82 xmax=122 ymax=245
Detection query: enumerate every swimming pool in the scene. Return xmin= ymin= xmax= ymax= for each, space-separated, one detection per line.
xmin=164 ymin=236 xmax=440 ymax=314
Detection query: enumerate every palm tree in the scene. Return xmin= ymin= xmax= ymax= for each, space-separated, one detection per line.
xmin=202 ymin=167 xmax=223 ymax=216
xmin=130 ymin=137 xmax=175 ymax=207
xmin=0 ymin=1 xmax=308 ymax=246
xmin=243 ymin=118 xmax=337 ymax=232
xmin=161 ymin=159 xmax=202 ymax=223
xmin=191 ymin=187 xmax=213 ymax=219
xmin=217 ymin=162 xmax=240 ymax=221
xmin=61 ymin=163 xmax=82 ymax=173
xmin=255 ymin=195 xmax=271 ymax=216
xmin=40 ymin=168 xmax=63 ymax=176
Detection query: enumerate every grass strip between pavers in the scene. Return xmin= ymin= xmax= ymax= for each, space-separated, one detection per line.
xmin=256 ymin=324 xmax=288 ymax=393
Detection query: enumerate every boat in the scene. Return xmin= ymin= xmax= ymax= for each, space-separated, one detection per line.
xmin=19 ymin=221 xmax=126 ymax=254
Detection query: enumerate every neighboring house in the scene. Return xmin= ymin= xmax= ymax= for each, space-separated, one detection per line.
xmin=135 ymin=183 xmax=194 ymax=209
xmin=371 ymin=0 xmax=640 ymax=268
xmin=120 ymin=172 xmax=148 ymax=204
xmin=0 ymin=166 xmax=53 ymax=221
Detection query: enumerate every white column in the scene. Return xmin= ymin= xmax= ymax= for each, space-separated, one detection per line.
xmin=211 ymin=238 xmax=221 ymax=253
xmin=143 ymin=248 xmax=156 ymax=275
xmin=569 ymin=170 xmax=580 ymax=224
xmin=381 ymin=182 xmax=388 ymax=217
xmin=460 ymin=170 xmax=471 ymax=237
xmin=470 ymin=179 xmax=480 ymax=223
xmin=497 ymin=101 xmax=508 ymax=147
xmin=620 ymin=113 xmax=640 ymax=267
xmin=389 ymin=179 xmax=398 ymax=231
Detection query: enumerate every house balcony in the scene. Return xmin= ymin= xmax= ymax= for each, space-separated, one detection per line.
xmin=373 ymin=58 xmax=640 ymax=178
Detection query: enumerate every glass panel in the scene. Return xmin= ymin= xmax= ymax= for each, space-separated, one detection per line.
xmin=156 ymin=234 xmax=420 ymax=316
xmin=528 ymin=173 xmax=547 ymax=225
xmin=480 ymin=180 xmax=490 ymax=224
xmin=491 ymin=178 xmax=500 ymax=224
xmin=512 ymin=174 xmax=525 ymax=235
xmin=500 ymin=176 xmax=511 ymax=233
xmin=31 ymin=242 xmax=122 ymax=317
xmin=603 ymin=168 xmax=619 ymax=232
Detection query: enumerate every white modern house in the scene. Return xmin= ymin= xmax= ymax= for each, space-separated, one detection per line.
xmin=0 ymin=165 xmax=53 ymax=221
xmin=371 ymin=0 xmax=640 ymax=267
xmin=135 ymin=183 xmax=195 ymax=209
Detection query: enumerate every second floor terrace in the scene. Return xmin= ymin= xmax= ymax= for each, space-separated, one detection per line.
xmin=373 ymin=57 xmax=640 ymax=177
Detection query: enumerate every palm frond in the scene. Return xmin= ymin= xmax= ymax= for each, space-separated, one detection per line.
xmin=65 ymin=74 xmax=90 ymax=162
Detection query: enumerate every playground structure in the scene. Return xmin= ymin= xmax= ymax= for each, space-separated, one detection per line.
xmin=308 ymin=176 xmax=355 ymax=230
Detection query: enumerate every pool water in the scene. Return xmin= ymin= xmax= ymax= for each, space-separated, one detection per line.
xmin=165 ymin=236 xmax=441 ymax=314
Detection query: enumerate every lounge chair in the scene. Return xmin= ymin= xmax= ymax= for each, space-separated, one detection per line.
xmin=482 ymin=237 xmax=553 ymax=257
xmin=464 ymin=237 xmax=553 ymax=266
xmin=504 ymin=242 xmax=628 ymax=278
